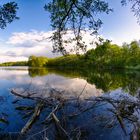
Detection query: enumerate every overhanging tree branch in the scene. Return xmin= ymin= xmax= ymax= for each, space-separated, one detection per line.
xmin=45 ymin=0 xmax=112 ymax=55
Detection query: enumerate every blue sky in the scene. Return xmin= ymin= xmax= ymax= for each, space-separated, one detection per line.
xmin=0 ymin=0 xmax=50 ymax=39
xmin=0 ymin=0 xmax=140 ymax=62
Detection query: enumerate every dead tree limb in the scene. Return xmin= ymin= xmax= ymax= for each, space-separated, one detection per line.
xmin=52 ymin=113 xmax=71 ymax=140
xmin=43 ymin=104 xmax=60 ymax=123
xmin=21 ymin=102 xmax=45 ymax=135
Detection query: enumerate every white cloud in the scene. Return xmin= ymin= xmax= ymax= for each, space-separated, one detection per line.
xmin=0 ymin=30 xmax=56 ymax=63
xmin=0 ymin=30 xmax=98 ymax=63
xmin=0 ymin=55 xmax=28 ymax=63
xmin=1 ymin=28 xmax=140 ymax=63
xmin=7 ymin=30 xmax=53 ymax=47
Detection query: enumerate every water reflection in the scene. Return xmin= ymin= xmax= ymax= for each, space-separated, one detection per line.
xmin=0 ymin=67 xmax=140 ymax=140
xmin=1 ymin=66 xmax=140 ymax=95
xmin=29 ymin=67 xmax=140 ymax=95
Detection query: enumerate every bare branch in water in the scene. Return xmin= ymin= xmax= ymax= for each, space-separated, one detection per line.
xmin=10 ymin=88 xmax=140 ymax=139
xmin=21 ymin=101 xmax=45 ymax=135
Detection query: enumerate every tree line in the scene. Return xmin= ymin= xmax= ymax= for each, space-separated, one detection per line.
xmin=0 ymin=61 xmax=27 ymax=66
xmin=46 ymin=40 xmax=140 ymax=70
xmin=1 ymin=40 xmax=140 ymax=70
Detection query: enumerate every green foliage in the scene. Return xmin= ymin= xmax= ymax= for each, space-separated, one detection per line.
xmin=47 ymin=55 xmax=85 ymax=67
xmin=28 ymin=56 xmax=48 ymax=67
xmin=46 ymin=40 xmax=140 ymax=70
xmin=45 ymin=0 xmax=112 ymax=54
xmin=86 ymin=40 xmax=140 ymax=69
xmin=0 ymin=2 xmax=19 ymax=29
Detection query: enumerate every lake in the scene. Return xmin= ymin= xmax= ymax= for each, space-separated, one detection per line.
xmin=0 ymin=66 xmax=140 ymax=140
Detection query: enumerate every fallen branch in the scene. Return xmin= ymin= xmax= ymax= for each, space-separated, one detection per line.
xmin=52 ymin=113 xmax=71 ymax=140
xmin=43 ymin=104 xmax=60 ymax=123
xmin=21 ymin=101 xmax=45 ymax=135
xmin=11 ymin=89 xmax=53 ymax=106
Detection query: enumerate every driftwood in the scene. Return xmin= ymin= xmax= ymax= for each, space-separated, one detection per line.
xmin=44 ymin=104 xmax=60 ymax=123
xmin=52 ymin=113 xmax=71 ymax=140
xmin=21 ymin=101 xmax=45 ymax=135
xmin=11 ymin=89 xmax=53 ymax=106
xmin=10 ymin=88 xmax=140 ymax=139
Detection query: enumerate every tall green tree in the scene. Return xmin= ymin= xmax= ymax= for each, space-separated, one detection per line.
xmin=28 ymin=56 xmax=48 ymax=67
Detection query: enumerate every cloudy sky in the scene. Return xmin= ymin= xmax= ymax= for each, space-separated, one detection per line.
xmin=0 ymin=0 xmax=140 ymax=62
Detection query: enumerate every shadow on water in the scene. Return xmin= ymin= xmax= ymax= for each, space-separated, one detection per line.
xmin=1 ymin=67 xmax=140 ymax=139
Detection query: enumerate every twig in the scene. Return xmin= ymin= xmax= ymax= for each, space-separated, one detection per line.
xmin=52 ymin=113 xmax=71 ymax=140
xmin=43 ymin=104 xmax=60 ymax=123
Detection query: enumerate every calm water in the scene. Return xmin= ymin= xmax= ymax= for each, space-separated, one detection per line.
xmin=0 ymin=66 xmax=140 ymax=140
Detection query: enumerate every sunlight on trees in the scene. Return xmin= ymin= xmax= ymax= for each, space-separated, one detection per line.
xmin=28 ymin=56 xmax=48 ymax=67
xmin=46 ymin=40 xmax=140 ymax=69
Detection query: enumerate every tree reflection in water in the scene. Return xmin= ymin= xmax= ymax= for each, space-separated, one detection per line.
xmin=29 ymin=67 xmax=140 ymax=95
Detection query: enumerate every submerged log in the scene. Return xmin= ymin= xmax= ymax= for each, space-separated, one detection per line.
xmin=43 ymin=104 xmax=60 ymax=123
xmin=52 ymin=113 xmax=71 ymax=140
xmin=21 ymin=101 xmax=45 ymax=135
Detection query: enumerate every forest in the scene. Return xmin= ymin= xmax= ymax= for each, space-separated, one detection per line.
xmin=46 ymin=40 xmax=140 ymax=69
